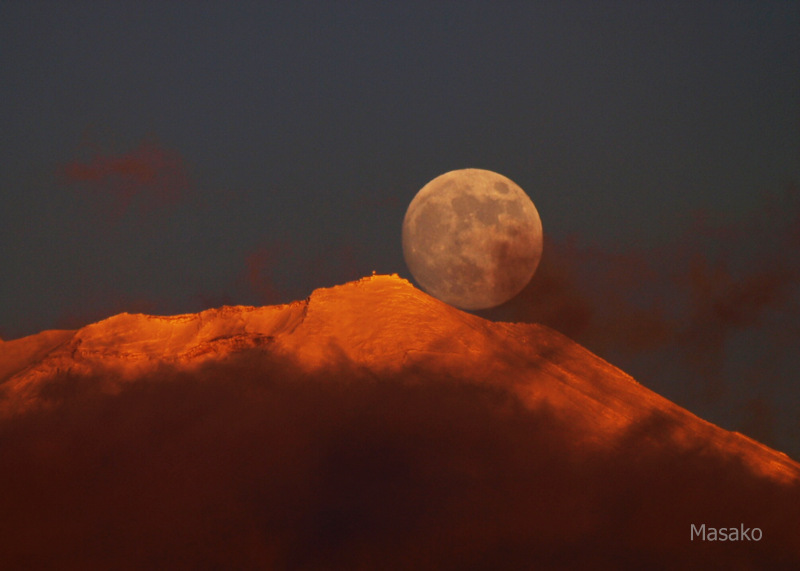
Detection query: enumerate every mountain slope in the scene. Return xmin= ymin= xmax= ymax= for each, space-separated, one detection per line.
xmin=1 ymin=274 xmax=798 ymax=568
xmin=3 ymin=274 xmax=796 ymax=481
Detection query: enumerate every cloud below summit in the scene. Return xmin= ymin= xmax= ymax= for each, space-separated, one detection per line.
xmin=1 ymin=277 xmax=799 ymax=568
xmin=481 ymin=186 xmax=800 ymax=452
xmin=0 ymin=349 xmax=798 ymax=569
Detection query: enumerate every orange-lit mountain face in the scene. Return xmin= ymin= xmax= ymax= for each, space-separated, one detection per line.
xmin=1 ymin=274 xmax=799 ymax=569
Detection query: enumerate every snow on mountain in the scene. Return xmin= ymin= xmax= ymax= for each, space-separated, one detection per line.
xmin=1 ymin=274 xmax=798 ymax=568
xmin=3 ymin=274 xmax=796 ymax=482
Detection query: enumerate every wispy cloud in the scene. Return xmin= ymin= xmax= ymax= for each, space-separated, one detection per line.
xmin=59 ymin=139 xmax=193 ymax=218
xmin=481 ymin=185 xmax=800 ymax=448
xmin=1 ymin=349 xmax=797 ymax=567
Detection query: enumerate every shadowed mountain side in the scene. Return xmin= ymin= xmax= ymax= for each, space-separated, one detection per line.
xmin=1 ymin=350 xmax=798 ymax=569
xmin=1 ymin=275 xmax=799 ymax=567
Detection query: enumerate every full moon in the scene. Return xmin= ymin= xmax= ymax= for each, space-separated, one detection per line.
xmin=402 ymin=168 xmax=543 ymax=310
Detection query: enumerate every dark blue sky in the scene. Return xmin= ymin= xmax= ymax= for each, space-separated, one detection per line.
xmin=2 ymin=2 xmax=799 ymax=456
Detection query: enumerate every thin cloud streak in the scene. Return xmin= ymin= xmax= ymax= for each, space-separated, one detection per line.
xmin=482 ymin=185 xmax=800 ymax=451
xmin=59 ymin=139 xmax=193 ymax=219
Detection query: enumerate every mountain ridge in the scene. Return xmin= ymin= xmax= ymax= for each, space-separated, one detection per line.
xmin=2 ymin=274 xmax=798 ymax=484
xmin=2 ymin=274 xmax=799 ymax=568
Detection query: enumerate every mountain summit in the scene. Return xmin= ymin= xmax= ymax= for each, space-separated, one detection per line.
xmin=1 ymin=274 xmax=798 ymax=568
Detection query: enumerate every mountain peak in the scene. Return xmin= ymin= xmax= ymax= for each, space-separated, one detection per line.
xmin=2 ymin=274 xmax=798 ymax=484
xmin=2 ymin=274 xmax=799 ymax=566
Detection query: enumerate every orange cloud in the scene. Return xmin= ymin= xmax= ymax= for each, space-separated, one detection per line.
xmin=481 ymin=185 xmax=800 ymax=421
xmin=242 ymin=244 xmax=290 ymax=305
xmin=0 ymin=350 xmax=797 ymax=567
xmin=60 ymin=139 xmax=192 ymax=217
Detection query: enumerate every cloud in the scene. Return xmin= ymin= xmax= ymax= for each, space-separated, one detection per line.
xmin=0 ymin=349 xmax=798 ymax=568
xmin=59 ymin=139 xmax=193 ymax=218
xmin=239 ymin=240 xmax=369 ymax=307
xmin=475 ymin=185 xmax=800 ymax=463
xmin=241 ymin=243 xmax=291 ymax=305
xmin=485 ymin=185 xmax=800 ymax=397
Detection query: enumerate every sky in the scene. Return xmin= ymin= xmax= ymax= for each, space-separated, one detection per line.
xmin=2 ymin=3 xmax=799 ymax=455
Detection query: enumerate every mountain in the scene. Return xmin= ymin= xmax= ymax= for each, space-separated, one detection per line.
xmin=1 ymin=274 xmax=798 ymax=569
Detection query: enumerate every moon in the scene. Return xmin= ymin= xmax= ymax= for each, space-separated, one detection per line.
xmin=402 ymin=168 xmax=543 ymax=310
